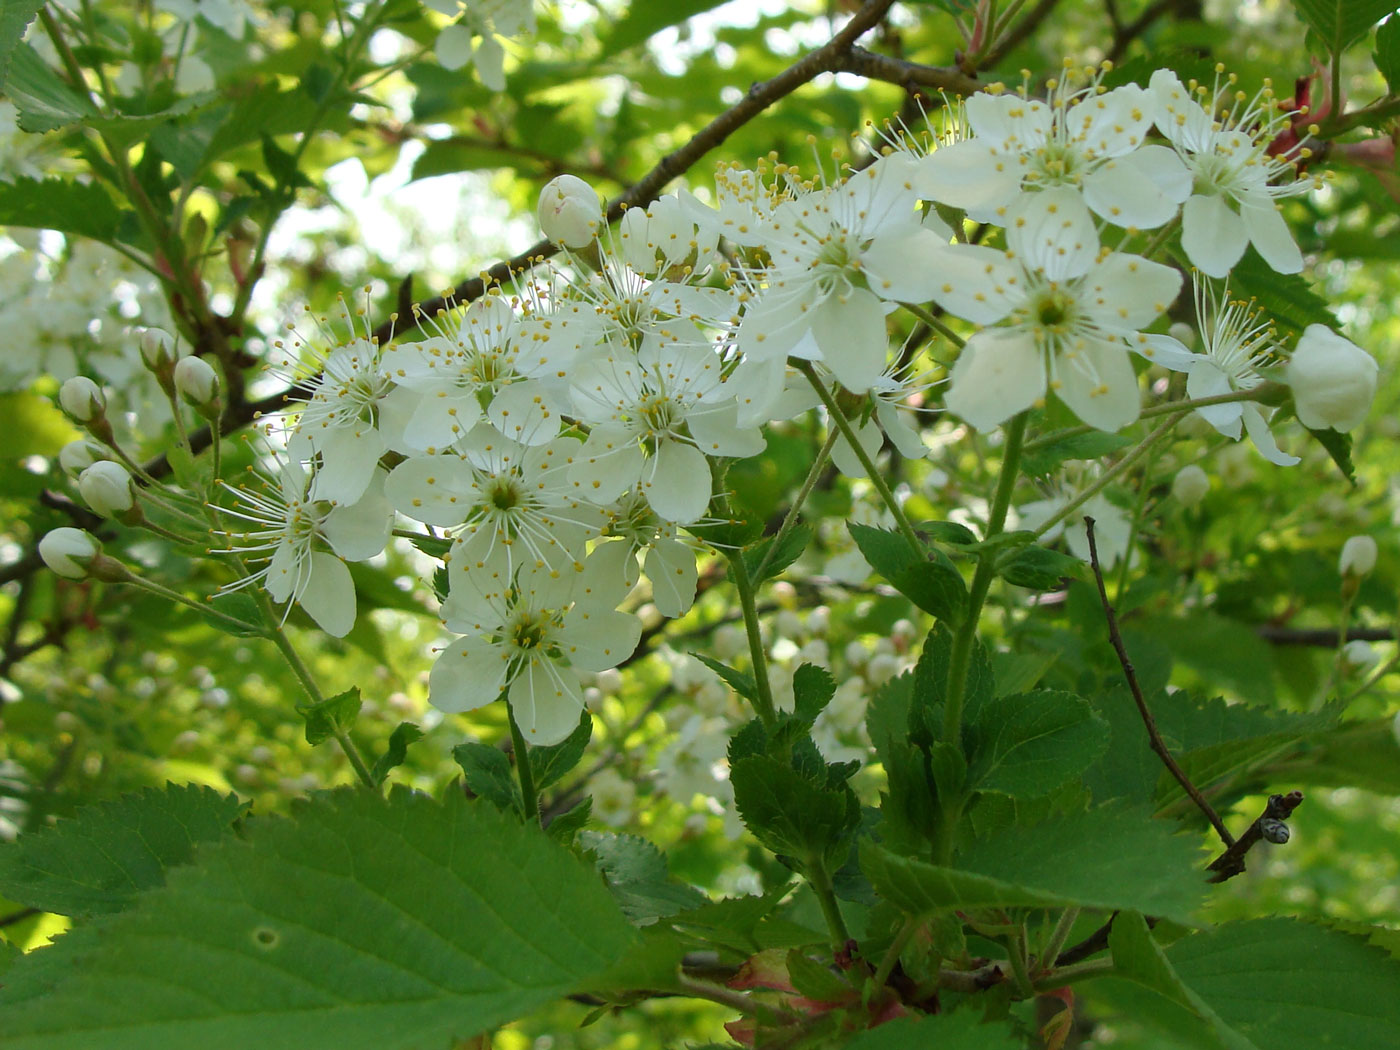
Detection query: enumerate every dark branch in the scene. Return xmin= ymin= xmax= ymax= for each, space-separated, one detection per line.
xmin=1083 ymin=516 xmax=1235 ymax=848
xmin=1207 ymin=791 xmax=1304 ymax=883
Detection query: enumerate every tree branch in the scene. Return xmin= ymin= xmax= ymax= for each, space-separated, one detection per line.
xmin=1206 ymin=791 xmax=1303 ymax=883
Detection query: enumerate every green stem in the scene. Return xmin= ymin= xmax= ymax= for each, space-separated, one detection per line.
xmin=1029 ymin=412 xmax=1182 ymax=541
xmin=507 ymin=699 xmax=540 ymax=824
xmin=1021 ymin=388 xmax=1265 ymax=454
xmin=797 ymin=361 xmax=922 ymax=553
xmin=1034 ymin=958 xmax=1115 ymax=991
xmin=1006 ymin=927 xmax=1035 ymax=998
xmin=867 ymin=916 xmax=918 ymax=1001
xmin=1136 ymin=214 xmax=1181 ymax=262
xmin=726 ymin=550 xmax=778 ymax=729
xmin=752 ymin=424 xmax=839 ymax=582
xmin=122 ymin=573 xmax=260 ymax=632
xmin=807 ymin=859 xmax=851 ymax=952
xmin=1042 ymin=907 xmax=1081 ymax=968
xmin=899 ymin=301 xmax=965 ymax=348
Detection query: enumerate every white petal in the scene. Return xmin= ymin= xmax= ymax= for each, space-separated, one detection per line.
xmin=642 ymin=440 xmax=711 ymax=524
xmin=1006 ymin=188 xmax=1099 ymax=280
xmin=1081 ymin=145 xmax=1190 ymax=229
xmin=875 ymin=400 xmax=928 ymax=459
xmin=830 ymin=416 xmax=884 ymax=476
xmin=1134 ymin=333 xmax=1200 ymax=371
xmin=264 ymin=540 xmax=303 ymax=605
xmin=308 ymin=426 xmax=386 ymax=506
xmin=1241 ymin=404 xmax=1300 ymax=466
xmin=487 ymin=382 xmax=557 ymax=445
xmin=429 ymin=634 xmax=509 ymax=713
xmin=737 ymin=281 xmax=821 ymax=362
xmin=1240 ymin=197 xmax=1303 ymax=274
xmin=945 ymin=328 xmax=1046 ymax=430
xmin=916 ymin=139 xmax=1022 ymax=216
xmin=299 ymin=552 xmax=357 ymax=638
xmin=1064 ymin=84 xmax=1153 ymax=159
xmin=473 ymin=34 xmax=506 ymax=92
xmin=966 ymin=92 xmax=1051 ymax=147
xmin=1051 ymin=336 xmax=1141 ymax=432
xmin=926 ymin=245 xmax=1022 ymax=325
xmin=555 ymin=608 xmax=642 ymax=672
xmin=861 ymin=228 xmax=958 ymax=303
xmin=435 ymin=24 xmax=474 ymax=71
xmin=687 ymin=400 xmax=766 ymax=459
xmin=385 ymin=455 xmax=476 ymax=528
xmin=576 ymin=540 xmax=638 ymax=610
xmin=569 ymin=428 xmax=643 ymax=504
xmin=510 ymin=661 xmax=584 ymax=744
xmin=1186 ymin=360 xmax=1243 ymax=436
xmin=645 ymin=538 xmax=698 ymax=617
xmin=322 ymin=475 xmax=393 ymax=561
xmin=1081 ymin=252 xmax=1182 ymax=333
xmin=812 ymin=287 xmax=888 ymax=394
xmin=1181 ymin=194 xmax=1247 ymax=279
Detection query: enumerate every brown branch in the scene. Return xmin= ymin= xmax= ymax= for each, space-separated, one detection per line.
xmin=984 ymin=0 xmax=1064 ymax=67
xmin=1083 ymin=516 xmax=1235 ymax=848
xmin=1206 ymin=790 xmax=1303 ymax=883
xmin=1256 ymin=625 xmax=1395 ymax=646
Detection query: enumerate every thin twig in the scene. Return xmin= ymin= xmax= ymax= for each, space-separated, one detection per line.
xmin=1206 ymin=791 xmax=1303 ymax=883
xmin=1083 ymin=517 xmax=1235 ymax=848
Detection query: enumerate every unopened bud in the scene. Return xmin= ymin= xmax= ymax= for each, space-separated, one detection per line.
xmin=1339 ymin=535 xmax=1378 ymax=578
xmin=38 ymin=527 xmax=101 ymax=579
xmin=140 ymin=328 xmax=177 ymax=370
xmin=1171 ymin=464 xmax=1210 ymax=507
xmin=1167 ymin=321 xmax=1196 ymax=347
xmin=59 ymin=439 xmax=107 ymax=477
xmin=1341 ymin=639 xmax=1378 ymax=671
xmin=1285 ymin=325 xmax=1378 ymax=432
xmin=174 ymin=355 xmax=221 ymax=410
xmin=78 ymin=461 xmax=136 ymax=519
xmin=538 ymin=174 xmax=602 ymax=248
xmin=59 ymin=376 xmax=106 ymax=423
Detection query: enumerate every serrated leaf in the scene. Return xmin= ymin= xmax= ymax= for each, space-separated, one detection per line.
xmin=842 ymin=1009 xmax=1022 ymax=1050
xmin=893 ymin=559 xmax=967 ymax=624
xmin=1377 ymin=14 xmax=1400 ymax=91
xmin=691 ymin=652 xmax=756 ymax=701
xmin=966 ymin=691 xmax=1111 ymax=799
xmin=528 ymin=712 xmax=591 ymax=791
xmin=296 ymin=686 xmax=361 ymax=746
xmin=0 ymin=791 xmax=638 ymax=1050
xmin=199 ymin=591 xmax=267 ymax=637
xmin=581 ymin=832 xmax=707 ymax=925
xmin=0 ymin=784 xmax=246 ymax=917
xmin=1229 ymin=253 xmax=1336 ymax=334
xmin=668 ymin=888 xmax=789 ymax=953
xmin=1021 ymin=431 xmax=1132 ymax=478
xmin=730 ymin=755 xmax=860 ymax=872
xmin=404 ymin=533 xmax=451 ymax=559
xmin=863 ymin=804 xmax=1206 ymax=923
xmin=917 ymin=520 xmax=978 ymax=547
xmin=370 ymin=722 xmax=423 ymax=786
xmin=996 ymin=543 xmax=1083 ymax=590
xmin=847 ymin=521 xmax=919 ymax=581
xmin=743 ymin=522 xmax=813 ymax=584
xmin=1303 ymin=423 xmax=1355 ymax=483
xmin=5 ymin=43 xmax=97 ymax=132
xmin=0 ymin=1 xmax=43 ymax=86
xmin=452 ymin=742 xmax=522 ymax=813
xmin=0 ymin=177 xmax=124 ymax=243
xmin=792 ymin=662 xmax=835 ymax=722
xmin=1292 ymin=0 xmax=1399 ymax=55
xmin=544 ymin=796 xmax=591 ymax=845
xmin=785 ymin=948 xmax=853 ymax=1002
xmin=1266 ymin=717 xmax=1400 ymax=794
xmin=1168 ymin=918 xmax=1400 ymax=1049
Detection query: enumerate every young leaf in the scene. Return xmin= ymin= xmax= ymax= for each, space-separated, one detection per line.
xmin=691 ymin=652 xmax=757 ymax=701
xmin=730 ymin=755 xmax=860 ymax=872
xmin=1302 ymin=423 xmax=1355 ymax=484
xmin=199 ymin=592 xmax=267 ymax=637
xmin=965 ymin=691 xmax=1111 ymax=799
xmin=0 ymin=791 xmax=639 ymax=1050
xmin=863 ymin=804 xmax=1206 ymax=923
xmin=1020 ymin=431 xmax=1131 ymax=478
xmin=0 ymin=1 xmax=42 ymax=85
xmin=0 ymin=784 xmax=246 ymax=918
xmin=848 ymin=521 xmax=918 ymax=581
xmin=1377 ymin=14 xmax=1400 ymax=92
xmin=0 ymin=177 xmax=124 ymax=243
xmin=1291 ymin=0 xmax=1399 ymax=55
xmin=743 ymin=522 xmax=813 ymax=584
xmin=529 ymin=712 xmax=591 ymax=792
xmin=544 ymin=796 xmax=591 ymax=846
xmin=581 ymin=832 xmax=707 ymax=925
xmin=995 ymin=544 xmax=1083 ymax=590
xmin=369 ymin=722 xmax=424 ymax=787
xmin=452 ymin=742 xmax=522 ymax=814
xmin=892 ymin=560 xmax=968 ymax=624
xmin=5 ymin=43 xmax=97 ymax=132
xmin=841 ymin=1009 xmax=1021 ymax=1050
xmin=296 ymin=686 xmax=361 ymax=746
xmin=792 ymin=663 xmax=836 ymax=722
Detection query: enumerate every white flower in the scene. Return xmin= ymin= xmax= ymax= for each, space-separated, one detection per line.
xmin=59 ymin=440 xmax=107 ymax=477
xmin=1285 ymin=324 xmax=1378 ymax=432
xmin=538 ymin=175 xmax=603 ymax=248
xmin=1342 ymin=640 xmax=1378 ymax=672
xmin=589 ymin=767 xmax=638 ymax=827
xmin=616 ymin=194 xmax=717 ymax=275
xmin=1139 ymin=279 xmax=1298 ymax=465
xmin=217 ymin=462 xmax=393 ymax=637
xmin=932 ymin=190 xmax=1181 ymax=431
xmin=78 ymin=461 xmax=135 ymax=518
xmin=599 ymin=487 xmax=702 ymax=617
xmin=432 ymin=0 xmax=534 ymax=91
xmin=1339 ymin=535 xmax=1378 ymax=577
xmin=431 ymin=554 xmax=640 ymax=744
xmin=736 ymin=153 xmax=953 ymax=398
xmin=1151 ymin=68 xmax=1317 ymax=277
xmin=39 ymin=528 xmax=101 ymax=579
xmin=920 ymin=66 xmax=1189 ymax=229
xmin=1021 ymin=488 xmax=1136 ymax=568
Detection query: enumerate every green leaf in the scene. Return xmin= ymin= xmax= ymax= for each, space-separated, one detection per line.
xmin=598 ymin=0 xmax=731 ymax=59
xmin=0 ymin=784 xmax=246 ymax=918
xmin=1228 ymin=252 xmax=1336 ymax=334
xmin=863 ymin=804 xmax=1206 ymax=923
xmin=370 ymin=723 xmax=424 ymax=787
xmin=842 ymin=1009 xmax=1022 ymax=1050
xmin=0 ymin=791 xmax=638 ymax=1050
xmin=1020 ymin=431 xmax=1131 ymax=478
xmin=544 ymin=797 xmax=591 ymax=845
xmin=528 ymin=712 xmax=591 ymax=791
xmin=1377 ymin=14 xmax=1400 ymax=91
xmin=917 ymin=520 xmax=979 ymax=547
xmin=743 ymin=522 xmax=813 ymax=584
xmin=1302 ymin=423 xmax=1355 ymax=484
xmin=966 ymin=691 xmax=1111 ymax=799
xmin=452 ymin=742 xmax=522 ymax=813
xmin=847 ymin=521 xmax=919 ymax=582
xmin=199 ymin=591 xmax=267 ymax=637
xmin=581 ymin=832 xmax=707 ymax=926
xmin=691 ymin=652 xmax=756 ymax=701
xmin=0 ymin=1 xmax=43 ymax=86
xmin=1266 ymin=717 xmax=1400 ymax=794
xmin=295 ymin=686 xmax=361 ymax=746
xmin=1292 ymin=0 xmax=1400 ymax=55
xmin=667 ymin=888 xmax=788 ymax=953
xmin=892 ymin=559 xmax=968 ymax=624
xmin=5 ymin=43 xmax=97 ymax=132
xmin=1168 ymin=918 xmax=1400 ymax=1049
xmin=792 ymin=663 xmax=835 ymax=722
xmin=996 ymin=543 xmax=1083 ymax=590
xmin=730 ymin=755 xmax=860 ymax=872
xmin=0 ymin=177 xmax=124 ymax=243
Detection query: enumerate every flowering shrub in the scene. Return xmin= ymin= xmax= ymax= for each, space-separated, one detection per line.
xmin=3 ymin=2 xmax=1400 ymax=1048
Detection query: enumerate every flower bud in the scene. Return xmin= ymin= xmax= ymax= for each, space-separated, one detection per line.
xmin=1167 ymin=321 xmax=1196 ymax=347
xmin=1339 ymin=534 xmax=1378 ymax=578
xmin=59 ymin=376 xmax=106 ymax=423
xmin=139 ymin=327 xmax=178 ymax=370
xmin=538 ymin=174 xmax=602 ymax=248
xmin=1341 ymin=639 xmax=1378 ymax=671
xmin=58 ymin=439 xmax=107 ymax=477
xmin=1285 ymin=325 xmax=1378 ymax=432
xmin=1171 ymin=464 xmax=1210 ymax=507
xmin=174 ymin=355 xmax=221 ymax=408
xmin=39 ymin=527 xmax=101 ymax=579
xmin=78 ymin=461 xmax=136 ymax=518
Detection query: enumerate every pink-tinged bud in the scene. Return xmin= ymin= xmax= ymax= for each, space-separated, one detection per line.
xmin=59 ymin=376 xmax=106 ymax=423
xmin=39 ymin=527 xmax=101 ymax=579
xmin=1285 ymin=325 xmax=1378 ymax=432
xmin=139 ymin=328 xmax=177 ymax=370
xmin=538 ymin=174 xmax=602 ymax=248
xmin=78 ymin=461 xmax=136 ymax=518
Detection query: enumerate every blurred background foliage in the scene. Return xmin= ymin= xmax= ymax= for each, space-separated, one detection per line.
xmin=2 ymin=1 xmax=1399 ymax=1046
